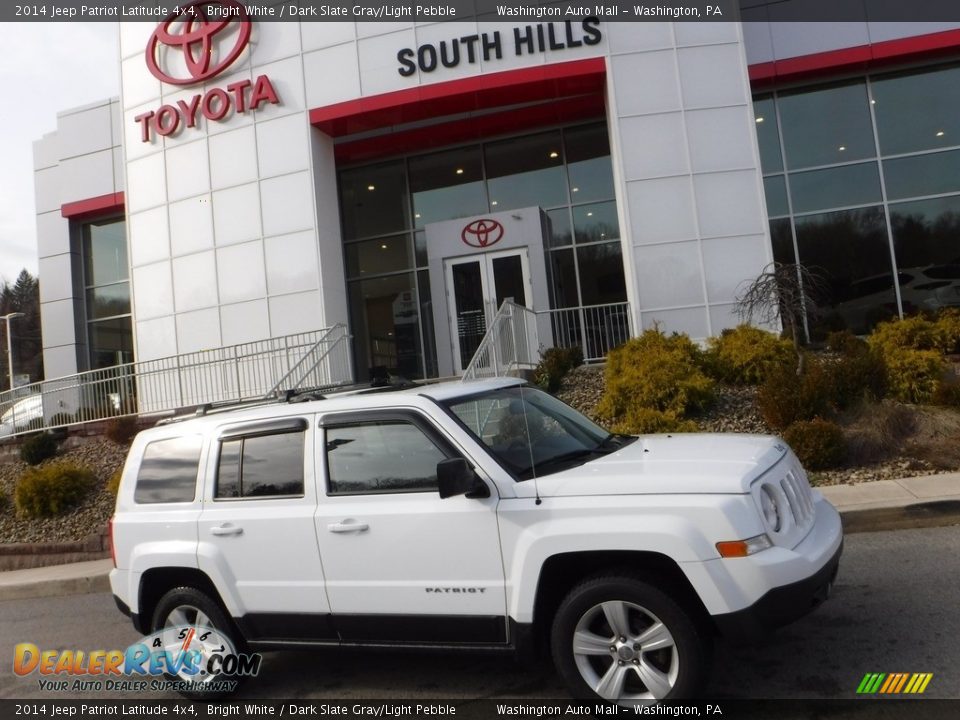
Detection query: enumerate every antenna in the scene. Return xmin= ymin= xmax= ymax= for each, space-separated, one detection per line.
xmin=517 ymin=385 xmax=542 ymax=506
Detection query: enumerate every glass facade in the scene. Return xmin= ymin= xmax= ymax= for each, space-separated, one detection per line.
xmin=338 ymin=122 xmax=625 ymax=380
xmin=82 ymin=218 xmax=133 ymax=369
xmin=755 ymin=63 xmax=960 ymax=335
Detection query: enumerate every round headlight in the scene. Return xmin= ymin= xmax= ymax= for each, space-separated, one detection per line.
xmin=760 ymin=485 xmax=781 ymax=532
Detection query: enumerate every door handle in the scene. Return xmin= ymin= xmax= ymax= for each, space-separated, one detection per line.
xmin=328 ymin=520 xmax=369 ymax=534
xmin=210 ymin=524 xmax=243 ymax=537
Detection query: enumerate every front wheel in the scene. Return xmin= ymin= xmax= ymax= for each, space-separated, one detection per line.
xmin=551 ymin=576 xmax=710 ymax=703
xmin=150 ymin=586 xmax=246 ymax=699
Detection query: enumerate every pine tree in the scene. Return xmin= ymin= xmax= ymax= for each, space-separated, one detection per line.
xmin=0 ymin=269 xmax=43 ymax=386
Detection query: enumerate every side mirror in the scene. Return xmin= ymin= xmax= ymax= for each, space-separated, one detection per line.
xmin=437 ymin=458 xmax=490 ymax=499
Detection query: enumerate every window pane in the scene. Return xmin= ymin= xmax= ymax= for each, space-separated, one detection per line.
xmin=546 ymin=208 xmax=573 ymax=248
xmin=769 ymin=218 xmax=796 ymax=266
xmin=565 ymin=123 xmax=615 ymax=202
xmin=349 ymin=273 xmax=423 ymax=381
xmin=339 ymin=161 xmax=409 ymax=240
xmin=486 ymin=131 xmax=567 ymax=211
xmin=414 ymin=231 xmax=427 ymax=267
xmin=778 ymin=81 xmax=874 ymax=169
xmin=547 ymin=249 xmax=579 ymax=308
xmin=216 ymin=439 xmax=242 ymax=499
xmin=753 ymin=96 xmax=783 ymax=173
xmin=409 ymin=146 xmax=487 ymax=228
xmin=576 ymin=242 xmax=627 ymax=306
xmin=573 ymin=201 xmax=619 ymax=244
xmin=789 ymin=162 xmax=881 ymax=214
xmin=794 ymin=206 xmax=897 ymax=335
xmin=890 ymin=195 xmax=960 ymax=315
xmin=883 ymin=150 xmax=960 ymax=201
xmin=763 ymin=175 xmax=789 ymax=217
xmin=326 ymin=422 xmax=447 ymax=494
xmin=344 ymin=234 xmax=413 ymax=278
xmin=241 ymin=432 xmax=305 ymax=497
xmin=872 ymin=64 xmax=960 ymax=156
xmin=86 ymin=283 xmax=131 ymax=320
xmin=88 ymin=317 xmax=134 ymax=370
xmin=417 ymin=270 xmax=438 ymax=378
xmin=134 ymin=436 xmax=202 ymax=504
xmin=83 ymin=219 xmax=128 ymax=286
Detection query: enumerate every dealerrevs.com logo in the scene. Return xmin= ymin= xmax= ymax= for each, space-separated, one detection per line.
xmin=135 ymin=0 xmax=281 ymax=143
xmin=145 ymin=0 xmax=251 ymax=85
xmin=14 ymin=625 xmax=261 ymax=694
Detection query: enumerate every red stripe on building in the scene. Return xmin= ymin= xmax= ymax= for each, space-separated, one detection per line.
xmin=61 ymin=192 xmax=125 ymax=220
xmin=749 ymin=28 xmax=960 ymax=87
xmin=310 ymin=57 xmax=607 ymax=139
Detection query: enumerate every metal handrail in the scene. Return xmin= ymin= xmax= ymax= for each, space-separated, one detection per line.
xmin=0 ymin=326 xmax=354 ymax=439
xmin=461 ymin=301 xmax=539 ymax=381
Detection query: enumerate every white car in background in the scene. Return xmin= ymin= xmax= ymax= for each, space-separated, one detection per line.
xmin=0 ymin=394 xmax=43 ymax=437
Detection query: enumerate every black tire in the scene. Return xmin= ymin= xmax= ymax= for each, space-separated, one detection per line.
xmin=550 ymin=575 xmax=710 ymax=703
xmin=150 ymin=586 xmax=247 ymax=699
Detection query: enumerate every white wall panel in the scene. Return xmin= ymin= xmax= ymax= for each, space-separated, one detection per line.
xmin=268 ymin=291 xmax=323 ymax=336
xmin=175 ymin=308 xmax=222 ymax=353
xmin=625 ymin=176 xmax=698 ymax=244
xmin=620 ymin=113 xmax=689 ymax=180
xmin=693 ymin=170 xmax=766 ymax=238
xmin=256 ymin=115 xmax=309 ymax=179
xmin=212 ymin=182 xmax=262 ymax=246
xmin=132 ymin=262 xmax=174 ymax=321
xmin=633 ymin=241 xmax=706 ymax=309
xmin=701 ymin=234 xmax=771 ymax=303
xmin=677 ymin=43 xmax=748 ymax=108
xmin=358 ymin=29 xmax=418 ymax=96
xmin=641 ymin=306 xmax=710 ymax=338
xmin=172 ymin=252 xmax=219 ymax=312
xmin=611 ymin=51 xmax=681 ymax=117
xmin=301 ymin=22 xmax=356 ymax=52
xmin=216 ymin=241 xmax=267 ymax=304
xmin=264 ymin=231 xmax=320 ymax=295
xmin=209 ymin=126 xmax=259 ymax=190
xmin=126 ymin=152 xmax=167 ymax=213
xmin=605 ymin=21 xmax=674 ymax=54
xmin=129 ymin=207 xmax=170 ymax=267
xmin=221 ymin=300 xmax=271 ymax=345
xmin=135 ymin=316 xmax=177 ymax=362
xmin=685 ymin=106 xmax=756 ymax=173
xmin=303 ymin=43 xmax=362 ymax=108
xmin=169 ymin=195 xmax=215 ymax=257
xmin=165 ymin=139 xmax=211 ymax=202
xmin=261 ymin=171 xmax=314 ymax=236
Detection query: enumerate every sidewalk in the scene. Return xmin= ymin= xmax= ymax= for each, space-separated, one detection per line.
xmin=0 ymin=474 xmax=958 ymax=602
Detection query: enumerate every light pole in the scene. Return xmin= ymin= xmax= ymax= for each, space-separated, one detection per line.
xmin=1 ymin=312 xmax=24 ymax=393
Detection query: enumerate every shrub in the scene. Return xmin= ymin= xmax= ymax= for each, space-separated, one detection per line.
xmin=935 ymin=308 xmax=960 ymax=354
xmin=883 ymin=348 xmax=944 ymax=404
xmin=534 ymin=346 xmax=584 ymax=393
xmin=107 ymin=467 xmax=123 ymax=496
xmin=19 ymin=432 xmax=59 ymax=466
xmin=825 ymin=340 xmax=888 ymax=409
xmin=704 ymin=325 xmax=794 ymax=385
xmin=596 ymin=329 xmax=714 ymax=426
xmin=0 ymin=489 xmax=10 ymax=514
xmin=609 ymin=408 xmax=698 ymax=435
xmin=868 ymin=315 xmax=942 ymax=354
xmin=932 ymin=381 xmax=960 ymax=408
xmin=783 ymin=419 xmax=846 ymax=471
xmin=14 ymin=462 xmax=95 ymax=518
xmin=843 ymin=401 xmax=917 ymax=466
xmin=105 ymin=416 xmax=139 ymax=445
xmin=756 ymin=356 xmax=832 ymax=430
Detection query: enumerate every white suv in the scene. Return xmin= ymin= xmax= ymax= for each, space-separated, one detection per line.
xmin=110 ymin=377 xmax=843 ymax=702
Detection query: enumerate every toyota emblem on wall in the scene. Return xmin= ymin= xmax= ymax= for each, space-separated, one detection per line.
xmin=145 ymin=0 xmax=252 ymax=85
xmin=461 ymin=219 xmax=505 ymax=248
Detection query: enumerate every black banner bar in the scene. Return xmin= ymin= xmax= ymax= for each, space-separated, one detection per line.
xmin=6 ymin=1 xmax=960 ymax=23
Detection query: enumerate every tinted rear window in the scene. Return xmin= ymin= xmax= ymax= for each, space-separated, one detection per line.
xmin=134 ymin=436 xmax=203 ymax=504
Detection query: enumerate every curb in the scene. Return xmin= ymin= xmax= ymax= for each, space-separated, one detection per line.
xmin=0 ymin=572 xmax=111 ymax=602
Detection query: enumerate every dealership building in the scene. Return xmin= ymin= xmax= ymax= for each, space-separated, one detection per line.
xmin=33 ymin=12 xmax=960 ymax=390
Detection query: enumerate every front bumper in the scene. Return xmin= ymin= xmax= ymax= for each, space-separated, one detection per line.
xmin=712 ymin=536 xmax=842 ymax=640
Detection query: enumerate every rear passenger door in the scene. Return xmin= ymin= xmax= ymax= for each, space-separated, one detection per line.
xmin=197 ymin=417 xmax=334 ymax=642
xmin=315 ymin=410 xmax=507 ymax=645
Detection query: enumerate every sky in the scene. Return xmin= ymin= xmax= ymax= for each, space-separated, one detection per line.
xmin=0 ymin=23 xmax=120 ymax=286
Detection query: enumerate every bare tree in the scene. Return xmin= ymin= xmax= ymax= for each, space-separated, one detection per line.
xmin=734 ymin=262 xmax=828 ymax=375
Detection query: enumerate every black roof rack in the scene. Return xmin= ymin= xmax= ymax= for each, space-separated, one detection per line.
xmin=156 ymin=376 xmax=419 ymax=425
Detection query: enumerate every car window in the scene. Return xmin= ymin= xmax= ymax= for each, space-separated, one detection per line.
xmin=326 ymin=421 xmax=449 ymax=495
xmin=215 ymin=430 xmax=305 ymax=500
xmin=134 ymin=436 xmax=203 ymax=504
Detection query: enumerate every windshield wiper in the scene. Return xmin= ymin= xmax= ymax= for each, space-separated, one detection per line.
xmin=517 ymin=446 xmax=613 ymax=479
xmin=599 ymin=433 xmax=638 ymax=449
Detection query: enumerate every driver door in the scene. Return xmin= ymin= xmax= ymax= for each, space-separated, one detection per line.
xmin=313 ymin=409 xmax=508 ymax=644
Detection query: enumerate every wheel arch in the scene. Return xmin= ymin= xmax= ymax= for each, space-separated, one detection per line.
xmin=137 ymin=567 xmax=233 ymax=636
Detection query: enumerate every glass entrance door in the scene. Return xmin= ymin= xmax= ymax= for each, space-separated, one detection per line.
xmin=445 ymin=249 xmax=532 ymax=373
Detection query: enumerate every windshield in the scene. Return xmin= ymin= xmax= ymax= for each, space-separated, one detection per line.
xmin=443 ymin=385 xmax=634 ymax=480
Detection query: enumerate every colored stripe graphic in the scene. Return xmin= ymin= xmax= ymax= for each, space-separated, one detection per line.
xmin=857 ymin=672 xmax=932 ymax=694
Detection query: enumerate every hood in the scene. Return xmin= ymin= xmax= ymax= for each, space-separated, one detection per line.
xmin=531 ymin=433 xmax=787 ymax=497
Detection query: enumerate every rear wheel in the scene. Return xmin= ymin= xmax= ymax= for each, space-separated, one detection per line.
xmin=151 ymin=587 xmax=246 ymax=699
xmin=551 ymin=575 xmax=709 ymax=703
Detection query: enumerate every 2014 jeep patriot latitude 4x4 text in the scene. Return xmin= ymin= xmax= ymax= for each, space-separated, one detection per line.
xmin=110 ymin=377 xmax=843 ymax=702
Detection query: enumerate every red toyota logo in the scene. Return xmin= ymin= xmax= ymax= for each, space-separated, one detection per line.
xmin=461 ymin=219 xmax=505 ymax=248
xmin=145 ymin=0 xmax=251 ymax=86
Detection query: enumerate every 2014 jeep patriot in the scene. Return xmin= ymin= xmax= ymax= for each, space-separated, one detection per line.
xmin=110 ymin=377 xmax=843 ymax=702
